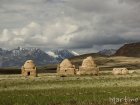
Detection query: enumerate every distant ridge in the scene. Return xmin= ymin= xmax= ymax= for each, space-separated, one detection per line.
xmin=115 ymin=42 xmax=140 ymax=57
xmin=98 ymin=49 xmax=116 ymax=56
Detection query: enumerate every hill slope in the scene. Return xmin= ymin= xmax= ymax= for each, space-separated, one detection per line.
xmin=115 ymin=42 xmax=140 ymax=57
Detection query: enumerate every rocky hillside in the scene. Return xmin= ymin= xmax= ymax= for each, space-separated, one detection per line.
xmin=98 ymin=49 xmax=116 ymax=56
xmin=115 ymin=42 xmax=140 ymax=57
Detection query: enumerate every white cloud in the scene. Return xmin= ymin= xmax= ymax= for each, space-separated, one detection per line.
xmin=0 ymin=0 xmax=140 ymax=52
xmin=0 ymin=22 xmax=47 ymax=48
xmin=54 ymin=34 xmax=74 ymax=45
xmin=0 ymin=29 xmax=11 ymax=42
xmin=20 ymin=22 xmax=41 ymax=36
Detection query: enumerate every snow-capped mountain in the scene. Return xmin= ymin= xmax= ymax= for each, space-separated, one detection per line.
xmin=46 ymin=49 xmax=79 ymax=61
xmin=0 ymin=47 xmax=79 ymax=67
xmin=71 ymin=51 xmax=79 ymax=56
xmin=98 ymin=49 xmax=116 ymax=56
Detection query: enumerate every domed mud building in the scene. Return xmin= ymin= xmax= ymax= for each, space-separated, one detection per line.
xmin=78 ymin=56 xmax=99 ymax=75
xmin=57 ymin=59 xmax=76 ymax=76
xmin=21 ymin=60 xmax=37 ymax=77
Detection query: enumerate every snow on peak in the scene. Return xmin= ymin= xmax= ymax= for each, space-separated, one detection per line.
xmin=71 ymin=51 xmax=79 ymax=56
xmin=46 ymin=51 xmax=59 ymax=58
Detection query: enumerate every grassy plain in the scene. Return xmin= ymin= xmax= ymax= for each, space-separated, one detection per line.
xmin=0 ymin=72 xmax=140 ymax=105
xmin=0 ymin=56 xmax=140 ymax=105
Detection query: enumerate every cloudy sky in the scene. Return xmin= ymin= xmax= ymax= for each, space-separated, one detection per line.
xmin=0 ymin=0 xmax=140 ymax=54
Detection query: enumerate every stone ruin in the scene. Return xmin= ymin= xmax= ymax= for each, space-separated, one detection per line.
xmin=112 ymin=68 xmax=129 ymax=75
xmin=78 ymin=56 xmax=99 ymax=75
xmin=21 ymin=60 xmax=37 ymax=77
xmin=57 ymin=59 xmax=76 ymax=76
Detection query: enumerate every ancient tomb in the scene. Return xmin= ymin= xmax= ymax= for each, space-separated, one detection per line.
xmin=21 ymin=60 xmax=37 ymax=77
xmin=57 ymin=59 xmax=76 ymax=76
xmin=78 ymin=56 xmax=99 ymax=75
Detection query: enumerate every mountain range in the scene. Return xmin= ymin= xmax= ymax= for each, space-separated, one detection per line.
xmin=98 ymin=42 xmax=140 ymax=57
xmin=0 ymin=47 xmax=79 ymax=67
xmin=0 ymin=42 xmax=139 ymax=67
xmin=97 ymin=49 xmax=116 ymax=56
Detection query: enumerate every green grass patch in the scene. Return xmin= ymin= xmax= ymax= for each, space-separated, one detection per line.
xmin=0 ymin=87 xmax=140 ymax=105
xmin=0 ymin=74 xmax=140 ymax=105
